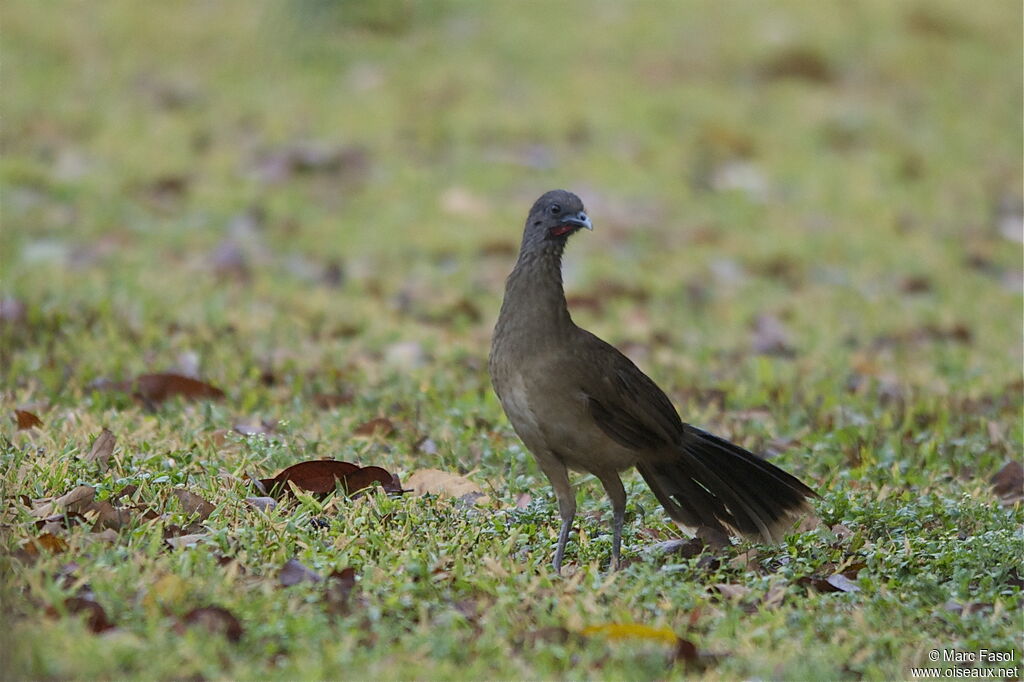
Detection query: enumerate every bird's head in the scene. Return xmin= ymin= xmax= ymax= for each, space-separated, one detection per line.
xmin=523 ymin=190 xmax=592 ymax=247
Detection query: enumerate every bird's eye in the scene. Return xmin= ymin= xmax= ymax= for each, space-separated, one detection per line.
xmin=549 ymin=204 xmax=561 ymax=215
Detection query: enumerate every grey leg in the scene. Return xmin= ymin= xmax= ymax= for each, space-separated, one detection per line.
xmin=537 ymin=458 xmax=575 ymax=574
xmin=598 ymin=473 xmax=626 ymax=571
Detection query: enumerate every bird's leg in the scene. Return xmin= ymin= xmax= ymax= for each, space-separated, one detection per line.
xmin=553 ymin=508 xmax=574 ymax=574
xmin=598 ymin=473 xmax=626 ymax=571
xmin=539 ymin=458 xmax=575 ymax=575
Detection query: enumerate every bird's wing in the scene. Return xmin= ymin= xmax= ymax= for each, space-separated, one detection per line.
xmin=576 ymin=330 xmax=686 ymax=450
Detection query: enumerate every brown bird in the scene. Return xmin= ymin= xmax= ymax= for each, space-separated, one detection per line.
xmin=489 ymin=189 xmax=816 ymax=572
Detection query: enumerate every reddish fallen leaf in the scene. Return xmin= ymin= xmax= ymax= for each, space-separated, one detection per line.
xmin=133 ymin=373 xmax=225 ymax=403
xmin=279 ymin=558 xmax=322 ymax=587
xmin=172 ymin=489 xmax=215 ymax=521
xmin=178 ymin=606 xmax=243 ymax=643
xmin=514 ymin=492 xmax=532 ymax=510
xmin=258 ymin=460 xmax=402 ymax=499
xmin=84 ymin=428 xmax=116 ymax=469
xmin=673 ymin=637 xmax=699 ymax=664
xmin=991 ymin=461 xmax=1023 ymax=505
xmin=353 ymin=417 xmax=395 ymax=437
xmin=47 ymin=597 xmax=115 ymax=633
xmin=14 ymin=409 xmax=42 ymax=430
xmin=324 ymin=567 xmax=357 ymax=617
xmin=22 ymin=532 xmax=68 ymax=556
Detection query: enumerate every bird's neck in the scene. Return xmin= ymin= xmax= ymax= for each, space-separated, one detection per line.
xmin=496 ymin=243 xmax=575 ymax=339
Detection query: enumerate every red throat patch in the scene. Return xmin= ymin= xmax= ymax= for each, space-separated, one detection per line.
xmin=550 ymin=224 xmax=577 ymax=238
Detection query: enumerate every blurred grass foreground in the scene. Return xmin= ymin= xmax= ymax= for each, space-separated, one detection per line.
xmin=1 ymin=1 xmax=1022 ymax=680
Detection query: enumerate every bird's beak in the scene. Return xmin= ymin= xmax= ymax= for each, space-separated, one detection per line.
xmin=560 ymin=212 xmax=593 ymax=231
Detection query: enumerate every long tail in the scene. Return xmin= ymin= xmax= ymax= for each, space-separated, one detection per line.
xmin=637 ymin=426 xmax=817 ymax=542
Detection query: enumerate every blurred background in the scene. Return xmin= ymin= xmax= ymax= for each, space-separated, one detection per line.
xmin=2 ymin=0 xmax=1021 ymax=413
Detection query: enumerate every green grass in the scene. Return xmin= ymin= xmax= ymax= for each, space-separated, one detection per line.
xmin=2 ymin=1 xmax=1022 ymax=679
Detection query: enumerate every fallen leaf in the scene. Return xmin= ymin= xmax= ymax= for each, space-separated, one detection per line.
xmin=245 ymin=496 xmax=277 ymax=512
xmin=279 ymin=558 xmax=322 ymax=587
xmin=652 ymin=537 xmax=707 ymax=559
xmin=86 ymin=500 xmax=133 ymax=531
xmin=47 ymin=597 xmax=115 ymax=633
xmin=514 ymin=492 xmax=532 ymax=509
xmin=825 ymin=573 xmax=861 ymax=593
xmin=713 ymin=583 xmax=751 ymax=601
xmin=259 ymin=460 xmax=402 ymax=499
xmin=14 ymin=409 xmax=42 ymax=430
xmin=31 ymin=485 xmax=96 ymax=518
xmin=799 ymin=573 xmax=861 ymax=593
xmin=84 ymin=428 xmax=116 ymax=469
xmin=353 ymin=417 xmax=395 ymax=438
xmin=21 ymin=532 xmax=68 ymax=556
xmin=165 ymin=533 xmax=208 ymax=549
xmin=133 ymin=373 xmax=225 ymax=403
xmin=324 ymin=567 xmax=356 ymax=617
xmin=991 ymin=461 xmax=1023 ymax=505
xmin=233 ymin=419 xmax=277 ymax=436
xmin=406 ymin=469 xmax=486 ymax=504
xmin=178 ymin=606 xmax=243 ymax=643
xmin=672 ymin=637 xmax=699 ymax=664
xmin=173 ymin=489 xmax=215 ymax=522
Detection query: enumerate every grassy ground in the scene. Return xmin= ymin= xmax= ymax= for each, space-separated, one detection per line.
xmin=2 ymin=1 xmax=1022 ymax=679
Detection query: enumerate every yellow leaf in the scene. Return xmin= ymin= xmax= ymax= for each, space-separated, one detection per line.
xmin=581 ymin=623 xmax=679 ymax=644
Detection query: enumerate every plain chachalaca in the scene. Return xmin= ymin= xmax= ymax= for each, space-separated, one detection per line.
xmin=489 ymin=189 xmax=817 ymax=572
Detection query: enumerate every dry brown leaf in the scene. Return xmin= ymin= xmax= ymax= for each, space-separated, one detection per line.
xmin=47 ymin=597 xmax=115 ymax=633
xmin=14 ymin=409 xmax=43 ymax=430
xmin=85 ymin=428 xmax=116 ymax=469
xmin=279 ymin=558 xmax=322 ymax=587
xmin=21 ymin=532 xmax=69 ymax=556
xmin=324 ymin=567 xmax=357 ymax=617
xmin=87 ymin=500 xmax=133 ymax=531
xmin=134 ymin=373 xmax=225 ymax=403
xmin=173 ymin=489 xmax=215 ymax=521
xmin=177 ymin=606 xmax=243 ymax=643
xmin=32 ymin=485 xmax=97 ymax=518
xmin=991 ymin=461 xmax=1023 ymax=505
xmin=258 ymin=460 xmax=402 ymax=499
xmin=353 ymin=417 xmax=395 ymax=438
